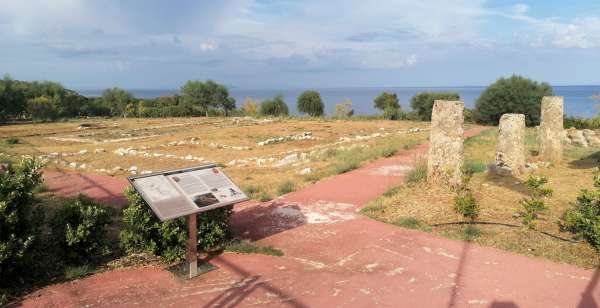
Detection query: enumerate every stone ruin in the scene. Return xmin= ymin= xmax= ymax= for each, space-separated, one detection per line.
xmin=427 ymin=100 xmax=464 ymax=186
xmin=564 ymin=128 xmax=600 ymax=147
xmin=495 ymin=114 xmax=526 ymax=175
xmin=539 ymin=96 xmax=564 ymax=163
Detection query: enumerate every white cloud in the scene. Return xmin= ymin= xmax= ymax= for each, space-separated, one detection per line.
xmin=199 ymin=41 xmax=217 ymax=52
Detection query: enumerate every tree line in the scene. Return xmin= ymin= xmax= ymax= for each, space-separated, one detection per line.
xmin=2 ymin=73 xmax=576 ymax=127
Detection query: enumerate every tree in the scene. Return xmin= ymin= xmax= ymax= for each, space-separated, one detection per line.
xmin=374 ymin=92 xmax=400 ymax=111
xmin=242 ymin=98 xmax=259 ymax=116
xmin=180 ymin=80 xmax=235 ymax=116
xmin=26 ymin=96 xmax=59 ymax=121
xmin=297 ymin=90 xmax=324 ymax=117
xmin=410 ymin=92 xmax=460 ymax=121
xmin=474 ymin=75 xmax=553 ymax=126
xmin=0 ymin=75 xmax=26 ymax=122
xmin=102 ymin=87 xmax=134 ymax=117
xmin=259 ymin=95 xmax=289 ymax=116
xmin=334 ymin=100 xmax=354 ymax=118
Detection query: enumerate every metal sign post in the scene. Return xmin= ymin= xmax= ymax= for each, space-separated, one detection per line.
xmin=127 ymin=164 xmax=248 ymax=279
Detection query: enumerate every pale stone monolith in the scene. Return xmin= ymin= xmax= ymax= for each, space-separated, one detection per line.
xmin=495 ymin=114 xmax=526 ymax=175
xmin=427 ymin=100 xmax=464 ymax=186
xmin=539 ymin=96 xmax=564 ymax=163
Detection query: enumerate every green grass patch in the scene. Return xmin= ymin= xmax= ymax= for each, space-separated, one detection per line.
xmin=406 ymin=164 xmax=427 ymax=184
xmin=276 ymin=180 xmax=295 ymax=196
xmin=243 ymin=185 xmax=261 ymax=199
xmin=64 ymin=265 xmax=93 ymax=280
xmin=258 ymin=192 xmax=273 ymax=202
xmin=5 ymin=137 xmax=20 ymax=145
xmin=402 ymin=139 xmax=421 ymax=150
xmin=464 ymin=128 xmax=497 ymax=147
xmin=383 ymin=185 xmax=402 ymax=197
xmin=225 ymin=241 xmax=283 ymax=256
xmin=391 ymin=217 xmax=428 ymax=230
xmin=464 ymin=160 xmax=487 ymax=174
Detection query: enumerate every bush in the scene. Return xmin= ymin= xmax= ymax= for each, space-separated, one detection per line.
xmin=297 ymin=90 xmax=324 ymax=117
xmin=410 ymin=92 xmax=460 ymax=121
xmin=474 ymin=75 xmax=553 ymax=126
xmin=561 ymin=168 xmax=600 ymax=250
xmin=50 ymin=195 xmax=112 ymax=262
xmin=383 ymin=106 xmax=403 ymax=120
xmin=241 ymin=98 xmax=259 ymax=116
xmin=564 ymin=116 xmax=600 ymax=129
xmin=259 ymin=95 xmax=289 ymax=116
xmin=454 ymin=192 xmax=479 ymax=220
xmin=517 ymin=175 xmax=552 ymax=228
xmin=406 ymin=164 xmax=427 ymax=184
xmin=334 ymin=100 xmax=354 ymax=118
xmin=119 ymin=187 xmax=232 ymax=262
xmin=0 ymin=158 xmax=44 ymax=280
xmin=5 ymin=137 xmax=19 ymax=145
xmin=373 ymin=92 xmax=400 ymax=111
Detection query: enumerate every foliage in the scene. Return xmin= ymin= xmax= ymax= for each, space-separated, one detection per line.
xmin=373 ymin=92 xmax=400 ymax=111
xmin=259 ymin=95 xmax=289 ymax=116
xmin=26 ymin=96 xmax=59 ymax=121
xmin=180 ymin=80 xmax=235 ymax=116
xmin=50 ymin=195 xmax=112 ymax=263
xmin=277 ymin=180 xmax=295 ymax=196
xmin=0 ymin=75 xmax=27 ymax=122
xmin=454 ymin=192 xmax=479 ymax=220
xmin=517 ymin=175 xmax=552 ymax=228
xmin=6 ymin=137 xmax=19 ymax=145
xmin=297 ymin=90 xmax=324 ymax=117
xmin=410 ymin=91 xmax=460 ymax=121
xmin=241 ymin=98 xmax=260 ymax=116
xmin=561 ymin=168 xmax=600 ymax=250
xmin=564 ymin=116 xmax=600 ymax=129
xmin=102 ymin=87 xmax=135 ymax=117
xmin=120 ymin=187 xmax=233 ymax=262
xmin=0 ymin=157 xmax=44 ymax=280
xmin=383 ymin=106 xmax=403 ymax=120
xmin=334 ymin=100 xmax=354 ymax=118
xmin=258 ymin=192 xmax=273 ymax=202
xmin=474 ymin=75 xmax=553 ymax=126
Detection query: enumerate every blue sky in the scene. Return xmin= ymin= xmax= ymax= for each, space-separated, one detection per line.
xmin=0 ymin=0 xmax=599 ymax=89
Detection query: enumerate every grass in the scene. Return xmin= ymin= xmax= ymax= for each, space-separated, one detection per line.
xmin=276 ymin=180 xmax=295 ymax=196
xmin=6 ymin=137 xmax=20 ymax=145
xmin=64 ymin=265 xmax=94 ymax=280
xmin=225 ymin=240 xmax=284 ymax=256
xmin=258 ymin=192 xmax=273 ymax=202
xmin=406 ymin=163 xmax=427 ymax=184
xmin=361 ymin=127 xmax=600 ymax=268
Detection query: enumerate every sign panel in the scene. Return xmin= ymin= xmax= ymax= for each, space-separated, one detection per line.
xmin=128 ymin=164 xmax=248 ymax=221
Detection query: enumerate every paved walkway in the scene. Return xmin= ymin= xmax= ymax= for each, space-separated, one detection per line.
xmin=22 ymin=126 xmax=600 ymax=307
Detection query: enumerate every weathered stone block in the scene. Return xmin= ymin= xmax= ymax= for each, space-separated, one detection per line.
xmin=539 ymin=96 xmax=563 ymax=163
xmin=427 ymin=100 xmax=464 ymax=186
xmin=496 ymin=114 xmax=526 ymax=175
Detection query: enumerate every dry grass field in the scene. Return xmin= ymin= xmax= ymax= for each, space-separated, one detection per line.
xmin=0 ymin=117 xmax=430 ymax=199
xmin=362 ymin=128 xmax=600 ymax=268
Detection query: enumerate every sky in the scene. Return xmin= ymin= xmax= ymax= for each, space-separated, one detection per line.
xmin=0 ymin=0 xmax=599 ymax=89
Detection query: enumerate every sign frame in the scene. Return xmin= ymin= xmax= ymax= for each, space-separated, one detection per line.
xmin=127 ymin=163 xmax=248 ymax=221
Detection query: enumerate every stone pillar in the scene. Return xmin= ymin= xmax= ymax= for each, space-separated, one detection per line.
xmin=495 ymin=114 xmax=526 ymax=175
xmin=539 ymin=96 xmax=564 ymax=163
xmin=427 ymin=100 xmax=464 ymax=186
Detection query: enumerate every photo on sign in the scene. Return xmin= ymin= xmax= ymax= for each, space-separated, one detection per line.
xmin=192 ymin=193 xmax=219 ymax=208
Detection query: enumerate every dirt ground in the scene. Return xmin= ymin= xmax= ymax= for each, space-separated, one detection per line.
xmin=0 ymin=117 xmax=430 ymax=198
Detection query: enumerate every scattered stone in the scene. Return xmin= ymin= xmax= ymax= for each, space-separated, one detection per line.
xmin=495 ymin=114 xmax=526 ymax=176
xmin=539 ymin=96 xmax=564 ymax=163
xmin=299 ymin=167 xmax=312 ymax=175
xmin=129 ymin=166 xmax=138 ymax=172
xmin=427 ymin=100 xmax=464 ymax=186
xmin=258 ymin=132 xmax=315 ymax=146
xmin=274 ymin=154 xmax=299 ymax=167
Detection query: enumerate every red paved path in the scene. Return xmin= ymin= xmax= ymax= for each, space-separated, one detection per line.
xmin=22 ymin=126 xmax=600 ymax=307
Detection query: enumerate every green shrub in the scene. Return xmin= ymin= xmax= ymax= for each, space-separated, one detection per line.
xmin=474 ymin=75 xmax=553 ymax=126
xmin=561 ymin=168 xmax=600 ymax=250
xmin=119 ymin=187 xmax=232 ymax=262
xmin=50 ymin=195 xmax=112 ymax=262
xmin=5 ymin=137 xmax=19 ymax=145
xmin=383 ymin=106 xmax=403 ymax=120
xmin=297 ymin=90 xmax=324 ymax=117
xmin=454 ymin=192 xmax=479 ymax=220
xmin=64 ymin=264 xmax=93 ymax=280
xmin=410 ymin=91 xmax=460 ymax=121
xmin=374 ymin=92 xmax=400 ymax=111
xmin=517 ymin=175 xmax=552 ymax=228
xmin=564 ymin=116 xmax=600 ymax=129
xmin=0 ymin=157 xmax=44 ymax=280
xmin=259 ymin=95 xmax=289 ymax=116
xmin=276 ymin=180 xmax=295 ymax=196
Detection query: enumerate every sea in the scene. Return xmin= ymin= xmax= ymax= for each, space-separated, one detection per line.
xmin=77 ymin=85 xmax=600 ymax=118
